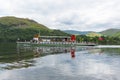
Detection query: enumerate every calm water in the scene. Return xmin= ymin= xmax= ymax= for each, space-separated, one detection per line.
xmin=0 ymin=43 xmax=120 ymax=80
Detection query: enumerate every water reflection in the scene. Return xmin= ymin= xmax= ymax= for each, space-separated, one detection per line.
xmin=70 ymin=47 xmax=76 ymax=58
xmin=1 ymin=44 xmax=120 ymax=70
xmin=0 ymin=44 xmax=75 ymax=70
xmin=0 ymin=43 xmax=120 ymax=80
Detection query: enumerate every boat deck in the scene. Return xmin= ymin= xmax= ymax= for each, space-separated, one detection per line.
xmin=17 ymin=41 xmax=96 ymax=47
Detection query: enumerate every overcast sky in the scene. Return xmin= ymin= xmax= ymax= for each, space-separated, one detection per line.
xmin=0 ymin=0 xmax=120 ymax=31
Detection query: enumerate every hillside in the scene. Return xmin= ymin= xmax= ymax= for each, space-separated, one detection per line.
xmin=100 ymin=28 xmax=120 ymax=36
xmin=113 ymin=32 xmax=120 ymax=38
xmin=0 ymin=16 xmax=69 ymax=41
xmin=63 ymin=30 xmax=93 ymax=35
xmin=86 ymin=32 xmax=102 ymax=37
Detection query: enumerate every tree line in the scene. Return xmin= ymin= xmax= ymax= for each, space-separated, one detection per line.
xmin=0 ymin=28 xmax=69 ymax=42
xmin=76 ymin=35 xmax=120 ymax=45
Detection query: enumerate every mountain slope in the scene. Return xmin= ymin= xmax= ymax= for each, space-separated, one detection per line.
xmin=0 ymin=16 xmax=49 ymax=30
xmin=113 ymin=32 xmax=120 ymax=38
xmin=63 ymin=30 xmax=93 ymax=35
xmin=86 ymin=32 xmax=102 ymax=37
xmin=0 ymin=16 xmax=69 ymax=41
xmin=100 ymin=28 xmax=120 ymax=36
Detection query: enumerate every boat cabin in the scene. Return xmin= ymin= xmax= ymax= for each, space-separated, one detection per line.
xmin=39 ymin=36 xmax=71 ymax=42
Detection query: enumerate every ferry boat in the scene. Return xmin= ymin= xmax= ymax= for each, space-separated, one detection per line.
xmin=17 ymin=35 xmax=77 ymax=47
xmin=17 ymin=34 xmax=96 ymax=47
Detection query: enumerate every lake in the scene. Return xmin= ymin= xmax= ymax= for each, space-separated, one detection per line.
xmin=0 ymin=43 xmax=120 ymax=80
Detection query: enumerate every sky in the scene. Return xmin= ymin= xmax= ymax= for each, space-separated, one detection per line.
xmin=0 ymin=0 xmax=120 ymax=32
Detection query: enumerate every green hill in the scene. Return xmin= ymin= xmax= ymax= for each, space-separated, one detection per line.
xmin=86 ymin=32 xmax=102 ymax=37
xmin=0 ymin=16 xmax=69 ymax=41
xmin=63 ymin=30 xmax=92 ymax=35
xmin=100 ymin=28 xmax=120 ymax=36
xmin=0 ymin=16 xmax=49 ymax=30
xmin=113 ymin=32 xmax=120 ymax=38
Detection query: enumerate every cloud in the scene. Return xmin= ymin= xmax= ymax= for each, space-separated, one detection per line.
xmin=0 ymin=0 xmax=120 ymax=31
